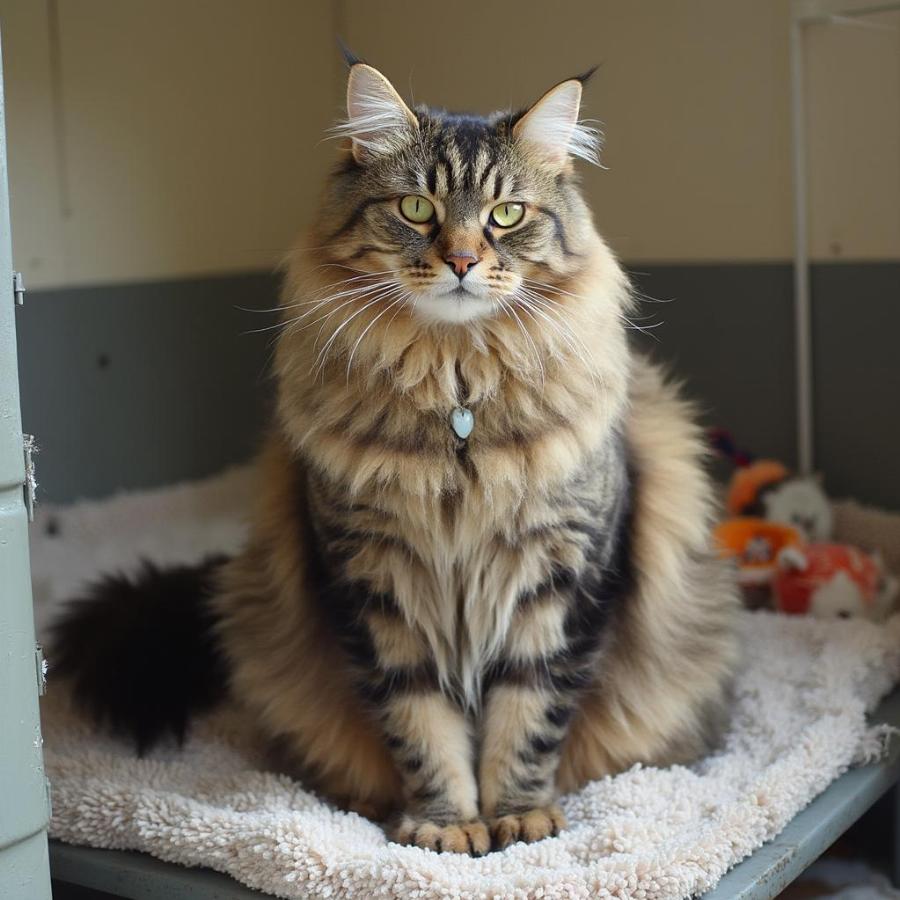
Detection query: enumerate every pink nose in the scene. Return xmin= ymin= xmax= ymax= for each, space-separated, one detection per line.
xmin=444 ymin=250 xmax=480 ymax=278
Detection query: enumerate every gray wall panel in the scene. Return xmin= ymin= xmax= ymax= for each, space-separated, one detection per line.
xmin=810 ymin=263 xmax=900 ymax=506
xmin=629 ymin=265 xmax=797 ymax=469
xmin=16 ymin=272 xmax=276 ymax=504
xmin=630 ymin=263 xmax=899 ymax=508
xmin=15 ymin=264 xmax=900 ymax=510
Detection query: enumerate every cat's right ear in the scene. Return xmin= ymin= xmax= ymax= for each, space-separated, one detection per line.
xmin=342 ymin=64 xmax=418 ymax=163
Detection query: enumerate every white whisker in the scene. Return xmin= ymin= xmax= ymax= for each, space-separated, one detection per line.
xmin=521 ymin=277 xmax=593 ymax=303
xmin=313 ymin=285 xmax=408 ymax=379
xmin=345 ymin=293 xmax=410 ymax=380
xmin=496 ymin=294 xmax=545 ymax=388
xmin=621 ymin=314 xmax=664 ymax=341
xmin=286 ymin=278 xmax=404 ymax=338
xmin=312 ymin=298 xmax=382 ymax=379
xmin=308 ymin=282 xmax=402 ymax=346
xmin=514 ymin=289 xmax=600 ymax=387
xmin=246 ymin=280 xmax=397 ymax=336
xmin=305 ymin=268 xmax=405 ymax=299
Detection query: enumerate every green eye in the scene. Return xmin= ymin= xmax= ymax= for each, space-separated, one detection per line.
xmin=400 ymin=195 xmax=435 ymax=224
xmin=490 ymin=202 xmax=525 ymax=228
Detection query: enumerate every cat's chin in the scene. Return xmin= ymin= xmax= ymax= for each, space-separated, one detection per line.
xmin=410 ymin=291 xmax=497 ymax=325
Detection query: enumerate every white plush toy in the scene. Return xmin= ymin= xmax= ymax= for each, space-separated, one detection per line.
xmin=761 ymin=477 xmax=833 ymax=542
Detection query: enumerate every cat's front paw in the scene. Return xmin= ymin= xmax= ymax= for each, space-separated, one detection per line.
xmin=391 ymin=815 xmax=490 ymax=856
xmin=489 ymin=805 xmax=566 ymax=850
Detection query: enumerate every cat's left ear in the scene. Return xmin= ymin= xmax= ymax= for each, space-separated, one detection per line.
xmin=513 ymin=74 xmax=600 ymax=169
xmin=342 ymin=63 xmax=418 ymax=163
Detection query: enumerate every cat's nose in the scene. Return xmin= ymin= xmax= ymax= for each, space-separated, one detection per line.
xmin=444 ymin=250 xmax=480 ymax=279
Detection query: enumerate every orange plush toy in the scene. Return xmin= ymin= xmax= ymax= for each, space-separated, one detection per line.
xmin=713 ymin=518 xmax=804 ymax=588
xmin=710 ymin=430 xmax=897 ymax=618
xmin=773 ymin=543 xmax=897 ymax=620
xmin=726 ymin=460 xmax=789 ymax=518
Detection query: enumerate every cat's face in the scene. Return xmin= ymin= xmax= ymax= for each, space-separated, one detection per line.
xmin=315 ymin=65 xmax=600 ymax=325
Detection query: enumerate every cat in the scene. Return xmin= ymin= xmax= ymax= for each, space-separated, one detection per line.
xmin=53 ymin=58 xmax=740 ymax=856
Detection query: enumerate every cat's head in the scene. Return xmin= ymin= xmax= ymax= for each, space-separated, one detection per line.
xmin=313 ymin=62 xmax=602 ymax=326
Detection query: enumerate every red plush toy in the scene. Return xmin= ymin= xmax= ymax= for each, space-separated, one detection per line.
xmin=773 ymin=543 xmax=898 ymax=621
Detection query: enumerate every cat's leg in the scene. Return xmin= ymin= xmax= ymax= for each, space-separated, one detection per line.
xmin=348 ymin=602 xmax=489 ymax=855
xmin=382 ymin=692 xmax=489 ymax=855
xmin=478 ymin=685 xmax=570 ymax=848
xmin=478 ymin=591 xmax=578 ymax=849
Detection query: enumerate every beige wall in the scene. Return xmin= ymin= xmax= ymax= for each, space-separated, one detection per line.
xmin=3 ymin=0 xmax=337 ymax=289
xmin=342 ymin=0 xmax=900 ymax=264
xmin=805 ymin=9 xmax=900 ymax=260
xmin=2 ymin=0 xmax=898 ymax=290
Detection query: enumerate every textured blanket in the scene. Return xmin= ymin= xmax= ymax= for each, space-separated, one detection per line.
xmin=33 ymin=468 xmax=900 ymax=900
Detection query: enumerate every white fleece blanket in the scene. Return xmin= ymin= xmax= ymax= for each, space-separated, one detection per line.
xmin=33 ymin=468 xmax=900 ymax=900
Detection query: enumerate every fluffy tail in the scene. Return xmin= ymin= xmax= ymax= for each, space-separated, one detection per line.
xmin=51 ymin=556 xmax=230 ymax=754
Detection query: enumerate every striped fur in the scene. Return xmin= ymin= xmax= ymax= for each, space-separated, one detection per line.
xmin=208 ymin=64 xmax=741 ymax=854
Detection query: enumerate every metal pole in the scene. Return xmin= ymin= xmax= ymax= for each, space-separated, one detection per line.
xmin=790 ymin=16 xmax=815 ymax=476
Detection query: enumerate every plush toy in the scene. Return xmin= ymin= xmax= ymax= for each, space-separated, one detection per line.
xmin=710 ymin=430 xmax=898 ymax=618
xmin=713 ymin=518 xmax=804 ymax=588
xmin=711 ymin=429 xmax=833 ymax=541
xmin=773 ymin=543 xmax=898 ymax=620
xmin=756 ymin=476 xmax=833 ymax=541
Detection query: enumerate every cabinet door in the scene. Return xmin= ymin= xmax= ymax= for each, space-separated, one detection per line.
xmin=0 ymin=26 xmax=53 ymax=900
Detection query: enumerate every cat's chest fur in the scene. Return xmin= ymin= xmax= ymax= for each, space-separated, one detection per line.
xmin=302 ymin=380 xmax=624 ymax=704
xmin=282 ymin=326 xmax=630 ymax=702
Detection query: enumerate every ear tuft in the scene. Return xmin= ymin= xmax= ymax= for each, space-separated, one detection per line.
xmin=337 ymin=38 xmax=364 ymax=68
xmin=573 ymin=65 xmax=599 ymax=85
xmin=330 ymin=64 xmax=418 ymax=163
xmin=513 ymin=78 xmax=601 ymax=168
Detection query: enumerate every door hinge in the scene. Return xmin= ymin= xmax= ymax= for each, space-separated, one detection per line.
xmin=23 ymin=434 xmax=37 ymax=521
xmin=35 ymin=644 xmax=47 ymax=696
xmin=13 ymin=270 xmax=25 ymax=306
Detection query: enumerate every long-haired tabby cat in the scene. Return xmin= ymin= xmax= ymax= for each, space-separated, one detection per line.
xmin=54 ymin=58 xmax=740 ymax=855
